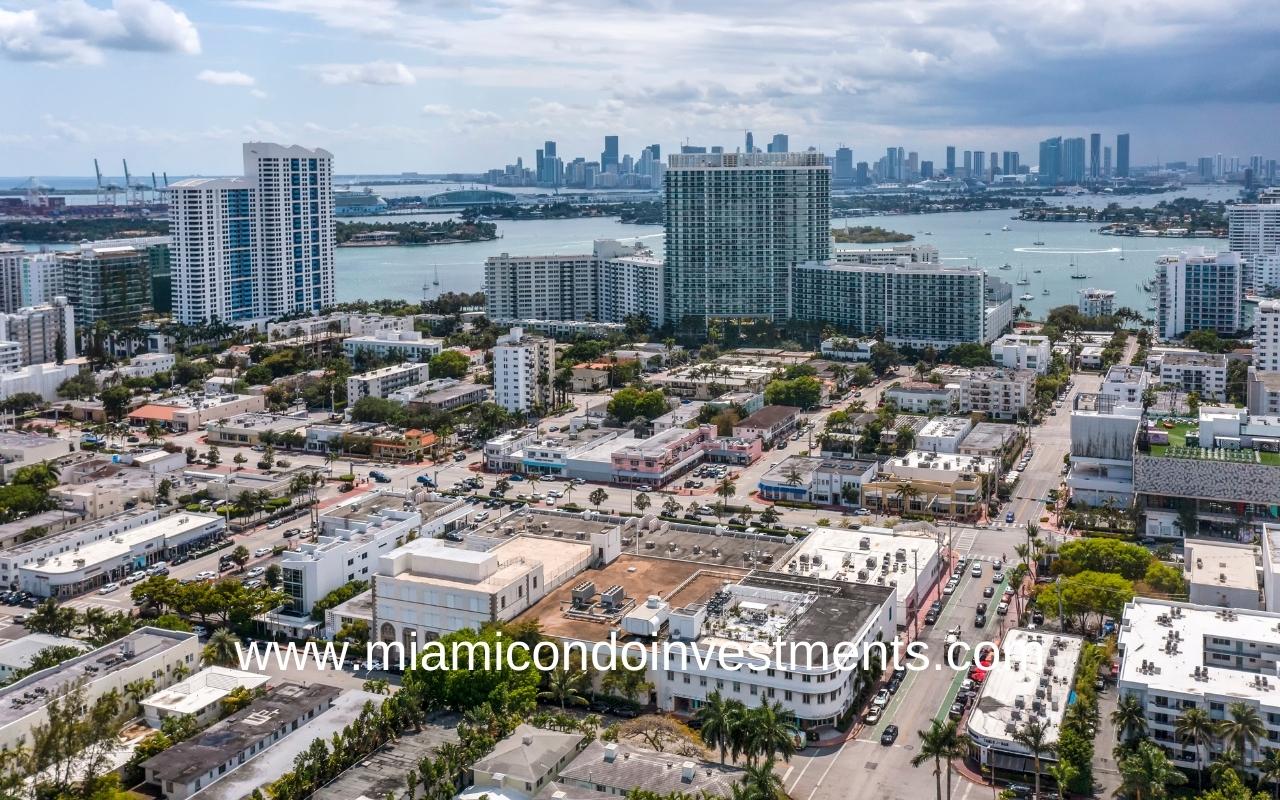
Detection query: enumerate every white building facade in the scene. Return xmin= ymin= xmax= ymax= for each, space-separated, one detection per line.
xmin=494 ymin=326 xmax=555 ymax=413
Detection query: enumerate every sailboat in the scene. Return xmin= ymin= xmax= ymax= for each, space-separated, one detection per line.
xmin=1042 ymin=287 xmax=1050 ymax=295
xmin=1001 ymin=225 xmax=1010 ymax=232
xmin=1069 ymin=257 xmax=1087 ymax=279
xmin=1016 ymin=269 xmax=1030 ymax=286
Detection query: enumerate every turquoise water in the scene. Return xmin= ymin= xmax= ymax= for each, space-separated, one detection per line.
xmin=341 ymin=201 xmax=1223 ymax=313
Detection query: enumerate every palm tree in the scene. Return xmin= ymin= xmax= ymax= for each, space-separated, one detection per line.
xmin=1257 ymin=747 xmax=1280 ymax=800
xmin=911 ymin=720 xmax=948 ymax=800
xmin=1012 ymin=719 xmax=1055 ymax=800
xmin=695 ymin=691 xmax=744 ymax=765
xmin=935 ymin=717 xmax=970 ymax=800
xmin=739 ymin=698 xmax=798 ymax=765
xmin=538 ymin=668 xmax=589 ymax=710
xmin=1209 ymin=748 xmax=1243 ymax=788
xmin=1174 ymin=707 xmax=1216 ymax=789
xmin=1046 ymin=760 xmax=1077 ymax=800
xmin=203 ymin=629 xmax=242 ymax=667
xmin=1111 ymin=693 xmax=1148 ymax=746
xmin=124 ymin=678 xmax=156 ymax=711
xmin=1217 ymin=702 xmax=1266 ymax=759
xmin=1116 ymin=741 xmax=1186 ymax=800
xmin=741 ymin=758 xmax=783 ymax=800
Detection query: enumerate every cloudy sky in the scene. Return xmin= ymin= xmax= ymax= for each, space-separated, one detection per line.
xmin=3 ymin=0 xmax=1280 ymax=176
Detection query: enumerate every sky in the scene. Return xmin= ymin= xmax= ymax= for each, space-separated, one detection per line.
xmin=3 ymin=0 xmax=1280 ymax=177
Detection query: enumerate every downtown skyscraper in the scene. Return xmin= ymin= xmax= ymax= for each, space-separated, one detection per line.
xmin=169 ymin=142 xmax=335 ymax=325
xmin=1116 ymin=133 xmax=1131 ymax=178
xmin=663 ymin=151 xmax=830 ymax=330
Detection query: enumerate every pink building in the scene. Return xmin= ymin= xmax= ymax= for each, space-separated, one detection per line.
xmin=610 ymin=425 xmax=762 ymax=486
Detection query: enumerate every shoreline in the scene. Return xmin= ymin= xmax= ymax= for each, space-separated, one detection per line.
xmin=337 ymin=236 xmax=499 ymax=248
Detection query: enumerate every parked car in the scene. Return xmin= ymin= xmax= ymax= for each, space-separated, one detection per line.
xmin=99 ymin=582 xmax=119 ymax=594
xmin=864 ymin=705 xmax=883 ymax=725
xmin=997 ymin=602 xmax=1010 ymax=616
xmin=247 ymin=567 xmax=266 ymax=577
xmin=254 ymin=547 xmax=271 ymax=557
xmin=1032 ymin=611 xmax=1045 ymax=625
xmin=873 ymin=689 xmax=891 ymax=706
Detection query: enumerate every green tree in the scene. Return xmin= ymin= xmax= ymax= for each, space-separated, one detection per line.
xmin=429 ymin=350 xmax=471 ymax=379
xmin=203 ymin=629 xmax=243 ymax=667
xmin=1011 ymin=719 xmax=1055 ymax=800
xmin=607 ymin=388 xmax=668 ymax=423
xmin=265 ymin=564 xmax=282 ymax=588
xmin=230 ymin=544 xmax=250 ymax=571
xmin=1175 ymin=706 xmax=1217 ymax=790
xmin=589 ymin=488 xmax=609 ymax=510
xmin=1111 ymin=693 xmax=1148 ymax=747
xmin=695 ymin=691 xmax=745 ymax=764
xmin=1116 ymin=741 xmax=1187 ymax=800
xmin=911 ymin=719 xmax=949 ymax=800
xmin=633 ymin=493 xmax=651 ymax=515
xmin=24 ymin=598 xmax=78 ymax=637
xmin=1217 ymin=701 xmax=1266 ymax=758
xmin=538 ymin=666 xmax=590 ymax=710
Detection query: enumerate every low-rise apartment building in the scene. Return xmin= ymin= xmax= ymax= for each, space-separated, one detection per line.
xmin=142 ymin=682 xmax=340 ymax=800
xmin=732 ymin=405 xmax=801 ymax=447
xmin=884 ymin=382 xmax=960 ymax=415
xmin=1147 ymin=351 xmax=1228 ymax=401
xmin=1078 ymin=288 xmax=1116 ymax=318
xmin=954 ymin=368 xmax=1036 ymax=421
xmin=347 ymin=362 xmax=432 ymax=402
xmin=342 ymin=330 xmax=443 ymax=363
xmin=1116 ymin=598 xmax=1280 ymax=774
xmin=1183 ymin=539 xmax=1261 ymax=610
xmin=0 ymin=628 xmax=199 ymax=752
xmin=990 ymin=334 xmax=1051 ymax=374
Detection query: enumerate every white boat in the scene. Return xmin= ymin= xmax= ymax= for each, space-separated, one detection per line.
xmin=1016 ymin=270 xmax=1030 ymax=286
xmin=999 ymin=263 xmax=1013 ymax=271
xmin=1001 ymin=225 xmax=1010 ymax=231
xmin=1020 ymin=293 xmax=1035 ymax=301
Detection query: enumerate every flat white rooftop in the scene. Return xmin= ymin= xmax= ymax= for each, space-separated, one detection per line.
xmin=1117 ymin=598 xmax=1280 ymax=702
xmin=23 ymin=512 xmax=222 ymax=575
xmin=779 ymin=525 xmax=940 ymax=610
xmin=1185 ymin=539 xmax=1260 ymax=594
xmin=968 ymin=629 xmax=1084 ymax=748
xmin=142 ymin=666 xmax=269 ymax=717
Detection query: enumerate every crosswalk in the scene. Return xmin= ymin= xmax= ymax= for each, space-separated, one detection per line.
xmin=953 ymin=527 xmax=978 ymax=555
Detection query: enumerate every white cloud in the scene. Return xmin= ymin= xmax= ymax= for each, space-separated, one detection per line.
xmin=316 ymin=61 xmax=416 ymax=86
xmin=249 ymin=88 xmax=268 ymax=99
xmin=41 ymin=114 xmax=89 ymax=143
xmin=197 ymin=69 xmax=256 ymax=86
xmin=420 ymin=103 xmax=452 ymax=117
xmin=0 ymin=0 xmax=199 ymax=64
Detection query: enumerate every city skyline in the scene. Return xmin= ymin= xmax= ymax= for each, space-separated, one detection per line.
xmin=4 ymin=0 xmax=1280 ymax=174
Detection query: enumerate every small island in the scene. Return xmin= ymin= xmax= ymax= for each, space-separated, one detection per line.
xmin=0 ymin=218 xmax=170 ymax=243
xmin=335 ymin=220 xmax=498 ymax=247
xmin=459 ymin=201 xmax=662 ymax=225
xmin=831 ymin=225 xmax=915 ymax=244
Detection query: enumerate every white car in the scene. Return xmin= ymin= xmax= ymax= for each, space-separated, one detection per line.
xmin=864 ymin=705 xmax=883 ymax=725
xmin=942 ymin=582 xmax=957 ymax=596
xmin=945 ymin=628 xmax=962 ymax=645
xmin=195 ymin=570 xmax=216 ymax=580
xmin=247 ymin=566 xmax=265 ymax=577
xmin=971 ymin=564 xmax=983 ymax=578
xmin=254 ymin=547 xmax=271 ymax=557
xmin=873 ymin=689 xmax=891 ymax=706
xmin=98 ymin=582 xmax=119 ymax=594
xmin=547 ymin=490 xmax=563 ymax=499
xmin=474 ymin=511 xmax=490 ymax=522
